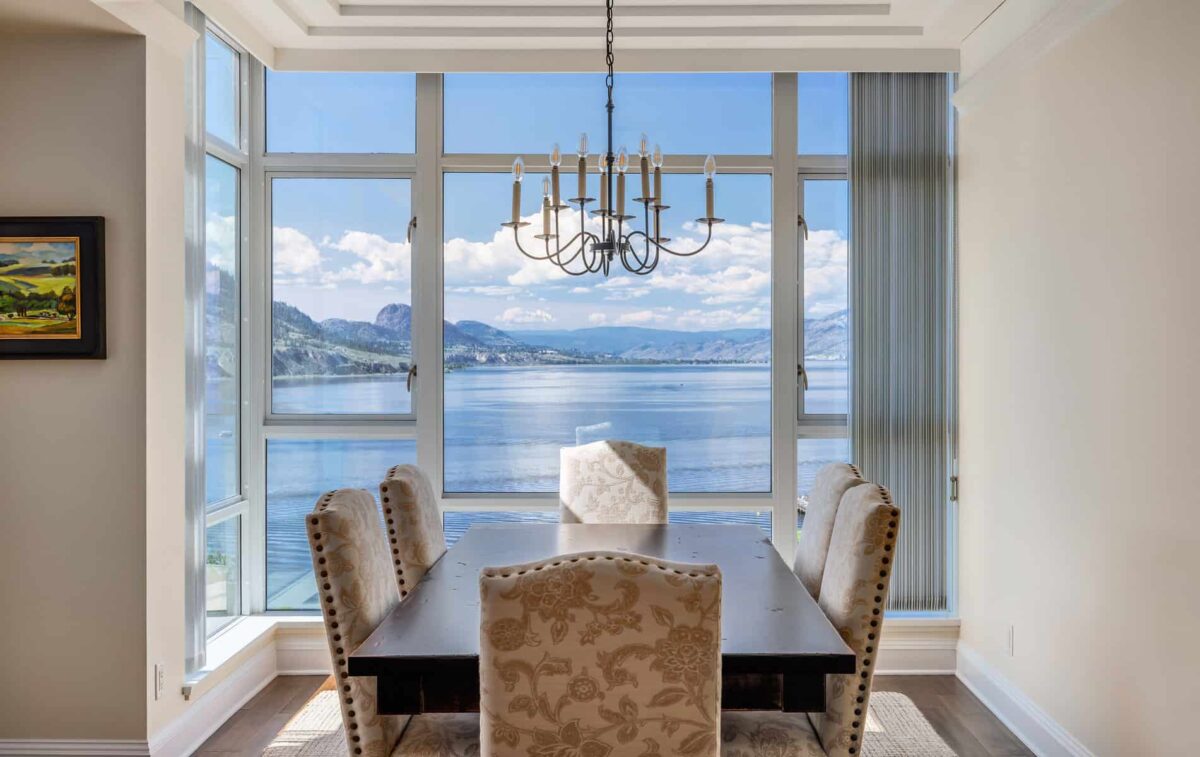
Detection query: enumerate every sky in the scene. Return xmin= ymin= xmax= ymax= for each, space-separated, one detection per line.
xmin=207 ymin=59 xmax=850 ymax=331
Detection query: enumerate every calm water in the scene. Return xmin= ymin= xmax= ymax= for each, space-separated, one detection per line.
xmin=208 ymin=361 xmax=849 ymax=609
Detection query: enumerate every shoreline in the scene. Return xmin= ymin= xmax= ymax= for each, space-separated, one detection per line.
xmin=269 ymin=360 xmax=806 ymax=382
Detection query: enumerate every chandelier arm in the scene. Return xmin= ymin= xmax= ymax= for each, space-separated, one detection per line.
xmin=512 ymin=228 xmax=565 ymax=261
xmin=626 ymin=222 xmax=716 ymax=257
xmin=618 ymin=237 xmax=658 ymax=275
xmin=547 ymin=231 xmax=602 ymax=270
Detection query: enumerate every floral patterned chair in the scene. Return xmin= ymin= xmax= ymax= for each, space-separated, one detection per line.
xmin=559 ymin=440 xmax=669 ymax=524
xmin=722 ymin=484 xmax=900 ymax=757
xmin=793 ymin=463 xmax=866 ymax=600
xmin=306 ymin=488 xmax=479 ymax=757
xmin=379 ymin=464 xmax=447 ymax=599
xmin=479 ymin=551 xmax=722 ymax=756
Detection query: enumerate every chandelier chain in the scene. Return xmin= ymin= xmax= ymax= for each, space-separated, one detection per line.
xmin=605 ymin=0 xmax=614 ymax=93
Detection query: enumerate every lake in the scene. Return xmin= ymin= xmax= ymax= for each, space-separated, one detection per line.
xmin=207 ymin=361 xmax=849 ymax=609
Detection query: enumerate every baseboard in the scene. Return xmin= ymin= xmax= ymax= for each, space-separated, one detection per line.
xmin=956 ymin=645 xmax=1094 ymax=757
xmin=147 ymin=642 xmax=277 ymax=757
xmin=0 ymin=741 xmax=150 ymax=756
xmin=875 ymin=617 xmax=959 ymax=675
xmin=275 ymin=629 xmax=332 ymax=675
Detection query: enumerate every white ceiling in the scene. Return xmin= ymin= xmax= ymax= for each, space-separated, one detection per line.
xmin=192 ymin=0 xmax=1009 ymax=70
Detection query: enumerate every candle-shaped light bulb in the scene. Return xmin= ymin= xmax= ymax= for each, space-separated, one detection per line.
xmin=541 ymin=177 xmax=551 ymax=236
xmin=510 ymin=157 xmax=524 ymax=223
xmin=652 ymin=144 xmax=663 ymax=204
xmin=615 ymin=147 xmax=628 ymax=217
xmin=598 ymin=154 xmax=608 ymax=214
xmin=703 ymin=155 xmax=716 ymax=219
xmin=576 ymin=136 xmax=588 ymax=201
xmin=542 ymin=176 xmax=551 ymax=196
xmin=549 ymin=144 xmax=562 ymax=206
xmin=549 ymin=143 xmax=561 ymax=167
xmin=638 ymin=134 xmax=651 ymax=199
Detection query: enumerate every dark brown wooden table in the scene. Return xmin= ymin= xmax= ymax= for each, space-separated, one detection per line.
xmin=349 ymin=523 xmax=855 ymax=714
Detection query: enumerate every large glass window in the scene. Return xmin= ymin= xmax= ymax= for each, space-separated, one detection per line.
xmin=266 ymin=439 xmax=416 ymax=610
xmin=444 ymin=73 xmax=772 ymax=155
xmin=204 ymin=32 xmax=238 ymax=146
xmin=270 ymin=177 xmax=414 ymax=415
xmin=204 ymin=156 xmax=240 ymax=506
xmin=206 ymin=516 xmax=241 ymax=633
xmin=801 ymin=179 xmax=849 ymax=418
xmin=266 ymin=72 xmax=417 ymax=153
xmin=443 ymin=170 xmax=772 ymax=493
xmin=798 ymin=73 xmax=849 ymax=155
xmin=443 ymin=510 xmax=771 ymax=547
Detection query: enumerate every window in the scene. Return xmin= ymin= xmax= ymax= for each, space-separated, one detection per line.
xmin=270 ymin=177 xmax=414 ymax=415
xmin=443 ymin=170 xmax=773 ymax=494
xmin=187 ymin=12 xmax=250 ymax=669
xmin=266 ymin=439 xmax=416 ymax=610
xmin=205 ymin=155 xmax=240 ymax=506
xmin=443 ymin=510 xmax=771 ymax=548
xmin=798 ymin=73 xmax=848 ymax=155
xmin=444 ymin=73 xmax=772 ymax=155
xmin=266 ymin=71 xmax=416 ymax=153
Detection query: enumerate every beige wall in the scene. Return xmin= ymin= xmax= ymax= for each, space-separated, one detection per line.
xmin=957 ymin=0 xmax=1200 ymax=753
xmin=0 ymin=35 xmax=148 ymax=739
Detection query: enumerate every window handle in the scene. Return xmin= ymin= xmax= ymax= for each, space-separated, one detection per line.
xmin=797 ymin=213 xmax=809 ymax=240
xmin=798 ymin=362 xmax=809 ymax=391
xmin=406 ymin=216 xmax=417 ymax=244
xmin=406 ymin=364 xmax=417 ymax=392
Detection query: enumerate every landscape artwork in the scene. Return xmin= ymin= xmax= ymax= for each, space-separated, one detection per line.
xmin=0 ymin=217 xmax=105 ymax=359
xmin=0 ymin=237 xmax=81 ymax=339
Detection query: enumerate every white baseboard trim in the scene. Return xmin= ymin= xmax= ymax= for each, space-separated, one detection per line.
xmin=275 ymin=629 xmax=332 ymax=675
xmin=0 ymin=741 xmax=150 ymax=756
xmin=147 ymin=642 xmax=277 ymax=757
xmin=956 ymin=645 xmax=1094 ymax=757
xmin=876 ymin=617 xmax=959 ymax=675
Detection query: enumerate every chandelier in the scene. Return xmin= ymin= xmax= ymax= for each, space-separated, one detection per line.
xmin=501 ymin=0 xmax=722 ymax=276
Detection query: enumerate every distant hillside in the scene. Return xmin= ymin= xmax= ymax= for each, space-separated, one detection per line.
xmin=246 ymin=298 xmax=848 ymax=379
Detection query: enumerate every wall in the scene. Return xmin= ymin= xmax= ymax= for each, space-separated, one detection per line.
xmin=0 ymin=35 xmax=148 ymax=740
xmin=957 ymin=0 xmax=1200 ymax=753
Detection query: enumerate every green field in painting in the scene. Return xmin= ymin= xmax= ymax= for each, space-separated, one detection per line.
xmin=0 ymin=272 xmax=76 ymax=295
xmin=0 ymin=240 xmax=80 ymax=338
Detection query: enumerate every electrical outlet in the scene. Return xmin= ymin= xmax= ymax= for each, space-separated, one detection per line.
xmin=154 ymin=663 xmax=165 ymax=700
xmin=1006 ymin=625 xmax=1015 ymax=657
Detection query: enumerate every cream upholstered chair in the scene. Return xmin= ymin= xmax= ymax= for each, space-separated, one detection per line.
xmin=306 ymin=489 xmax=479 ymax=757
xmin=721 ymin=483 xmax=900 ymax=757
xmin=559 ymin=440 xmax=669 ymax=524
xmin=379 ymin=464 xmax=447 ymax=599
xmin=793 ymin=463 xmax=866 ymax=600
xmin=480 ymin=551 xmax=722 ymax=757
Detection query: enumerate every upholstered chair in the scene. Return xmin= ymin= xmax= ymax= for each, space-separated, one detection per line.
xmin=793 ymin=463 xmax=866 ymax=600
xmin=306 ymin=489 xmax=479 ymax=757
xmin=721 ymin=484 xmax=900 ymax=757
xmin=379 ymin=464 xmax=447 ymax=599
xmin=480 ymin=551 xmax=722 ymax=757
xmin=559 ymin=440 xmax=669 ymax=524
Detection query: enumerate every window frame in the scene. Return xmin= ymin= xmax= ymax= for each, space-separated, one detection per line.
xmin=185 ymin=10 xmax=254 ymax=672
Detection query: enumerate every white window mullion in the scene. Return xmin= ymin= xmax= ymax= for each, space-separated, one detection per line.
xmin=414 ymin=73 xmax=444 ymax=498
xmin=771 ymin=72 xmax=799 ymax=566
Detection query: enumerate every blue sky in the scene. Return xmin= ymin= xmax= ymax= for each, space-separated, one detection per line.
xmin=223 ymin=71 xmax=850 ymax=330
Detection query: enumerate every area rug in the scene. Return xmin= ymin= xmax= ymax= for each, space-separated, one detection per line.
xmin=262 ymin=686 xmax=955 ymax=756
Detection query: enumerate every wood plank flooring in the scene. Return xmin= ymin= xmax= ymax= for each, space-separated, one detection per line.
xmin=195 ymin=674 xmax=1033 ymax=757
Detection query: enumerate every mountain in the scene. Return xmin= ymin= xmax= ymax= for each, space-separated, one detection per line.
xmin=258 ymin=300 xmax=847 ymax=378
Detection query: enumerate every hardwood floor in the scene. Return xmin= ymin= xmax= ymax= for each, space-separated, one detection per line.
xmin=195 ymin=674 xmax=1032 ymax=757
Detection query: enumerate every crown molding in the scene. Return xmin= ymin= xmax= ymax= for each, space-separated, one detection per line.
xmin=953 ymin=0 xmax=1124 ymax=112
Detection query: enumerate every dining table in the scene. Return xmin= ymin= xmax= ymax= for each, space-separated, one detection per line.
xmin=349 ymin=522 xmax=856 ymax=714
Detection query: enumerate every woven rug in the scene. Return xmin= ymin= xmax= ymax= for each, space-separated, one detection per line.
xmin=262 ymin=687 xmax=955 ymax=756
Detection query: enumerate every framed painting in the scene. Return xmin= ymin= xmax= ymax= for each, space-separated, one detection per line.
xmin=0 ymin=217 xmax=105 ymax=359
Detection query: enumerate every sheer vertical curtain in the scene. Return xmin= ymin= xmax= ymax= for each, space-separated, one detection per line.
xmin=850 ymin=73 xmax=951 ymax=612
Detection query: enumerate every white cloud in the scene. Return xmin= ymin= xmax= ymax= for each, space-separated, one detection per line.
xmin=588 ymin=312 xmax=608 ymax=325
xmin=273 ymin=226 xmax=322 ymax=276
xmin=675 ymin=306 xmax=769 ymax=330
xmin=497 ymin=306 xmax=555 ymax=324
xmin=571 ymin=287 xmax=590 ymax=294
xmin=447 ymin=285 xmax=523 ymax=296
xmin=205 ymin=213 xmax=236 ymax=272
xmin=325 ymin=231 xmax=411 ymax=285
xmin=617 ymin=308 xmax=673 ymax=325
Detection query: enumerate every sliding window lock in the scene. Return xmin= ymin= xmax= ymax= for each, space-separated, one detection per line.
xmin=797 ymin=362 xmax=809 ymax=390
xmin=406 ymin=216 xmax=417 ymax=244
xmin=406 ymin=364 xmax=417 ymax=392
xmin=797 ymin=213 xmax=809 ymax=241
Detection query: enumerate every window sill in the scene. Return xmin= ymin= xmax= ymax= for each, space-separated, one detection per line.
xmin=183 ymin=615 xmax=323 ymax=700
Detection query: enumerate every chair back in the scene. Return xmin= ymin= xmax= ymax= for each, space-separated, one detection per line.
xmin=379 ymin=464 xmax=447 ymax=597
xmin=306 ymin=488 xmax=408 ymax=756
xmin=809 ymin=483 xmax=901 ymax=757
xmin=559 ymin=440 xmax=668 ymax=524
xmin=794 ymin=463 xmax=866 ymax=599
xmin=479 ymin=551 xmax=722 ymax=757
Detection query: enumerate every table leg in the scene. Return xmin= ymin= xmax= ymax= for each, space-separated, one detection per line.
xmin=782 ymin=674 xmax=827 ymax=712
